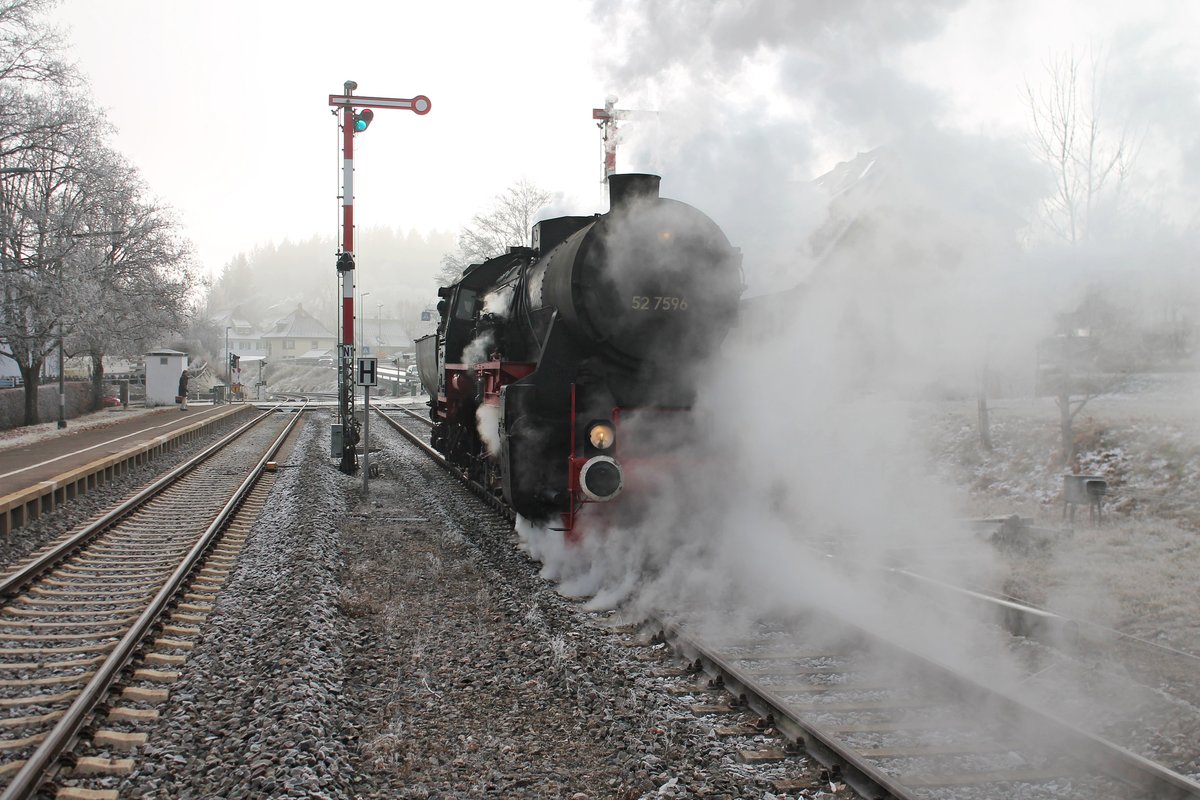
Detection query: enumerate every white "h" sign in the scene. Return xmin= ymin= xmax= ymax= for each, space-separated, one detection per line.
xmin=357 ymin=357 xmax=378 ymax=386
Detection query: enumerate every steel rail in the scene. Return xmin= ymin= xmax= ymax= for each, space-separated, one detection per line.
xmin=657 ymin=615 xmax=1200 ymax=800
xmin=393 ymin=407 xmax=432 ymax=425
xmin=374 ymin=408 xmax=446 ymax=466
xmin=794 ymin=540 xmax=1079 ymax=644
xmin=0 ymin=403 xmax=306 ymax=800
xmin=660 ymin=619 xmax=914 ymax=800
xmin=373 ymin=408 xmax=514 ymax=521
xmin=809 ymin=541 xmax=1200 ymax=673
xmin=0 ymin=403 xmax=290 ymax=599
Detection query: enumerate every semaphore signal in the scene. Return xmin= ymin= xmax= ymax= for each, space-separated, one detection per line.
xmin=328 ymin=80 xmax=431 ymax=475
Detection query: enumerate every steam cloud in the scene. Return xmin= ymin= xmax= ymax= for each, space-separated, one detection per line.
xmin=514 ymin=0 xmax=1200 ymax=736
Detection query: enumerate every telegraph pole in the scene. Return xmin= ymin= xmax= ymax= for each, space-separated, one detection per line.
xmin=329 ymin=80 xmax=430 ymax=474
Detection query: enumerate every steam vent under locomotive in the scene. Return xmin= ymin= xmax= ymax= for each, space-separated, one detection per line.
xmin=416 ymin=173 xmax=744 ymax=534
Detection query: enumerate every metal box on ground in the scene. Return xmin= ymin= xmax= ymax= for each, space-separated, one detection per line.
xmin=331 ymin=424 xmax=343 ymax=458
xmin=1063 ymin=474 xmax=1107 ymax=524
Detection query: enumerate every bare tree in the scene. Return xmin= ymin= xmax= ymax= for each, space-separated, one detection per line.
xmin=0 ymin=1 xmax=197 ymax=423
xmin=0 ymin=0 xmax=71 ymax=86
xmin=0 ymin=92 xmax=108 ymax=423
xmin=0 ymin=0 xmax=73 ymax=164
xmin=65 ymin=154 xmax=200 ymax=409
xmin=1026 ymin=49 xmax=1141 ymax=464
xmin=438 ymin=179 xmax=551 ymax=283
xmin=1025 ymin=48 xmax=1141 ymax=245
xmin=0 ymin=0 xmax=82 ymax=423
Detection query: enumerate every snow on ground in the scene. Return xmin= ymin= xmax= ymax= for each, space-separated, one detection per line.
xmin=0 ymin=405 xmax=166 ymax=453
xmin=265 ymin=363 xmax=338 ymax=395
xmin=920 ymin=371 xmax=1200 ymax=656
xmin=925 ymin=371 xmax=1200 ymax=529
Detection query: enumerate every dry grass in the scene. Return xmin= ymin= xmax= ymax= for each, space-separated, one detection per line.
xmin=336 ymin=586 xmax=383 ymax=618
xmin=924 ymin=387 xmax=1200 ymax=658
xmin=361 ymin=731 xmax=410 ymax=773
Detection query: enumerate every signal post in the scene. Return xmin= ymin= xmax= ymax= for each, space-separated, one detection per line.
xmin=591 ymin=95 xmax=657 ymax=179
xmin=328 ymin=80 xmax=430 ymax=474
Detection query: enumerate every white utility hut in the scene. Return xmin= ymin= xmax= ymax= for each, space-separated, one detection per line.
xmin=145 ymin=349 xmax=188 ymax=407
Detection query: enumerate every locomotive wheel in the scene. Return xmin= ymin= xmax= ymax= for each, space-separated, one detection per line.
xmin=430 ymin=423 xmax=447 ymax=454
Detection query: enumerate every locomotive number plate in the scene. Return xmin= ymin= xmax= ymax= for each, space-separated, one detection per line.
xmin=631 ymin=296 xmax=689 ymax=311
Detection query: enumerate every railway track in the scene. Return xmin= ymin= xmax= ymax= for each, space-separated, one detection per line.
xmin=644 ymin=611 xmax=1200 ymax=800
xmin=375 ymin=401 xmax=1200 ymax=799
xmin=374 ymin=405 xmax=514 ymax=521
xmin=0 ymin=402 xmax=305 ymax=798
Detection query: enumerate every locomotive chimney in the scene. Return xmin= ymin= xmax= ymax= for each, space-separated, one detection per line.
xmin=607 ymin=173 xmax=661 ymax=210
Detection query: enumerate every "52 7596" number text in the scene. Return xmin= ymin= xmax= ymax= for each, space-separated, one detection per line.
xmin=631 ymin=296 xmax=688 ymax=311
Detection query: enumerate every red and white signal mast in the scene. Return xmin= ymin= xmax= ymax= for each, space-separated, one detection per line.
xmin=328 ymin=80 xmax=430 ymax=474
xmin=592 ymin=94 xmax=657 ymax=180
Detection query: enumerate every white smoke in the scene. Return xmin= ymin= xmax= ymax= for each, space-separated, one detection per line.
xmin=545 ymin=0 xmax=1200 ymax=746
xmin=460 ymin=331 xmax=493 ymax=368
xmin=482 ymin=285 xmax=515 ymax=318
xmin=476 ymin=404 xmax=501 ymax=458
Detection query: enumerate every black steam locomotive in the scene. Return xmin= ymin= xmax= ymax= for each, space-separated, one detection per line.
xmin=415 ymin=174 xmax=743 ymax=535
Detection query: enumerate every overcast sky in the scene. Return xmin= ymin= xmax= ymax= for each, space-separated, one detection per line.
xmin=52 ymin=0 xmax=1198 ymax=281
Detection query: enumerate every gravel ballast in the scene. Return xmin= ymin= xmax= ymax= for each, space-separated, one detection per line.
xmin=116 ymin=412 xmax=828 ymax=799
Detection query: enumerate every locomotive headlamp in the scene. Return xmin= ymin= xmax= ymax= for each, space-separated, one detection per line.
xmin=580 ymin=456 xmax=623 ymax=502
xmin=658 ymin=230 xmax=673 ymax=242
xmin=587 ymin=421 xmax=616 ymax=451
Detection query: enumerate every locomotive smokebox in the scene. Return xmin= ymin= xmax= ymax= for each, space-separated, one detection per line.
xmin=608 ymin=173 xmax=661 ymax=209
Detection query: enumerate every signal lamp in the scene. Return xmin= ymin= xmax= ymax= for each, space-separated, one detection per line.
xmin=353 ymin=108 xmax=374 ymax=132
xmin=586 ymin=421 xmax=616 ymax=451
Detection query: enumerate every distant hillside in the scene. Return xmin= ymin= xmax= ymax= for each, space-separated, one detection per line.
xmin=206 ymin=227 xmax=455 ymax=330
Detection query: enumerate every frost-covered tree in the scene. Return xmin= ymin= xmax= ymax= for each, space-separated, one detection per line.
xmin=438 ymin=179 xmax=551 ymax=284
xmin=0 ymin=0 xmax=70 ymax=86
xmin=1025 ymin=48 xmax=1140 ymax=246
xmin=1025 ymin=48 xmax=1142 ymax=464
xmin=0 ymin=92 xmax=106 ymax=423
xmin=66 ymin=154 xmax=200 ymax=409
xmin=0 ymin=0 xmax=84 ymax=423
xmin=0 ymin=1 xmax=197 ymax=423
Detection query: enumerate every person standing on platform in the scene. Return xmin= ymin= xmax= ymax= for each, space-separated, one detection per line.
xmin=178 ymin=369 xmax=189 ymax=411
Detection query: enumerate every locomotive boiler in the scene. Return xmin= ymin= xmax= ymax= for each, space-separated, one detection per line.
xmin=416 ymin=174 xmax=743 ymax=534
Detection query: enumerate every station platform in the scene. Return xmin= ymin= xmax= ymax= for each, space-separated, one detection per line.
xmin=0 ymin=403 xmax=255 ymax=537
